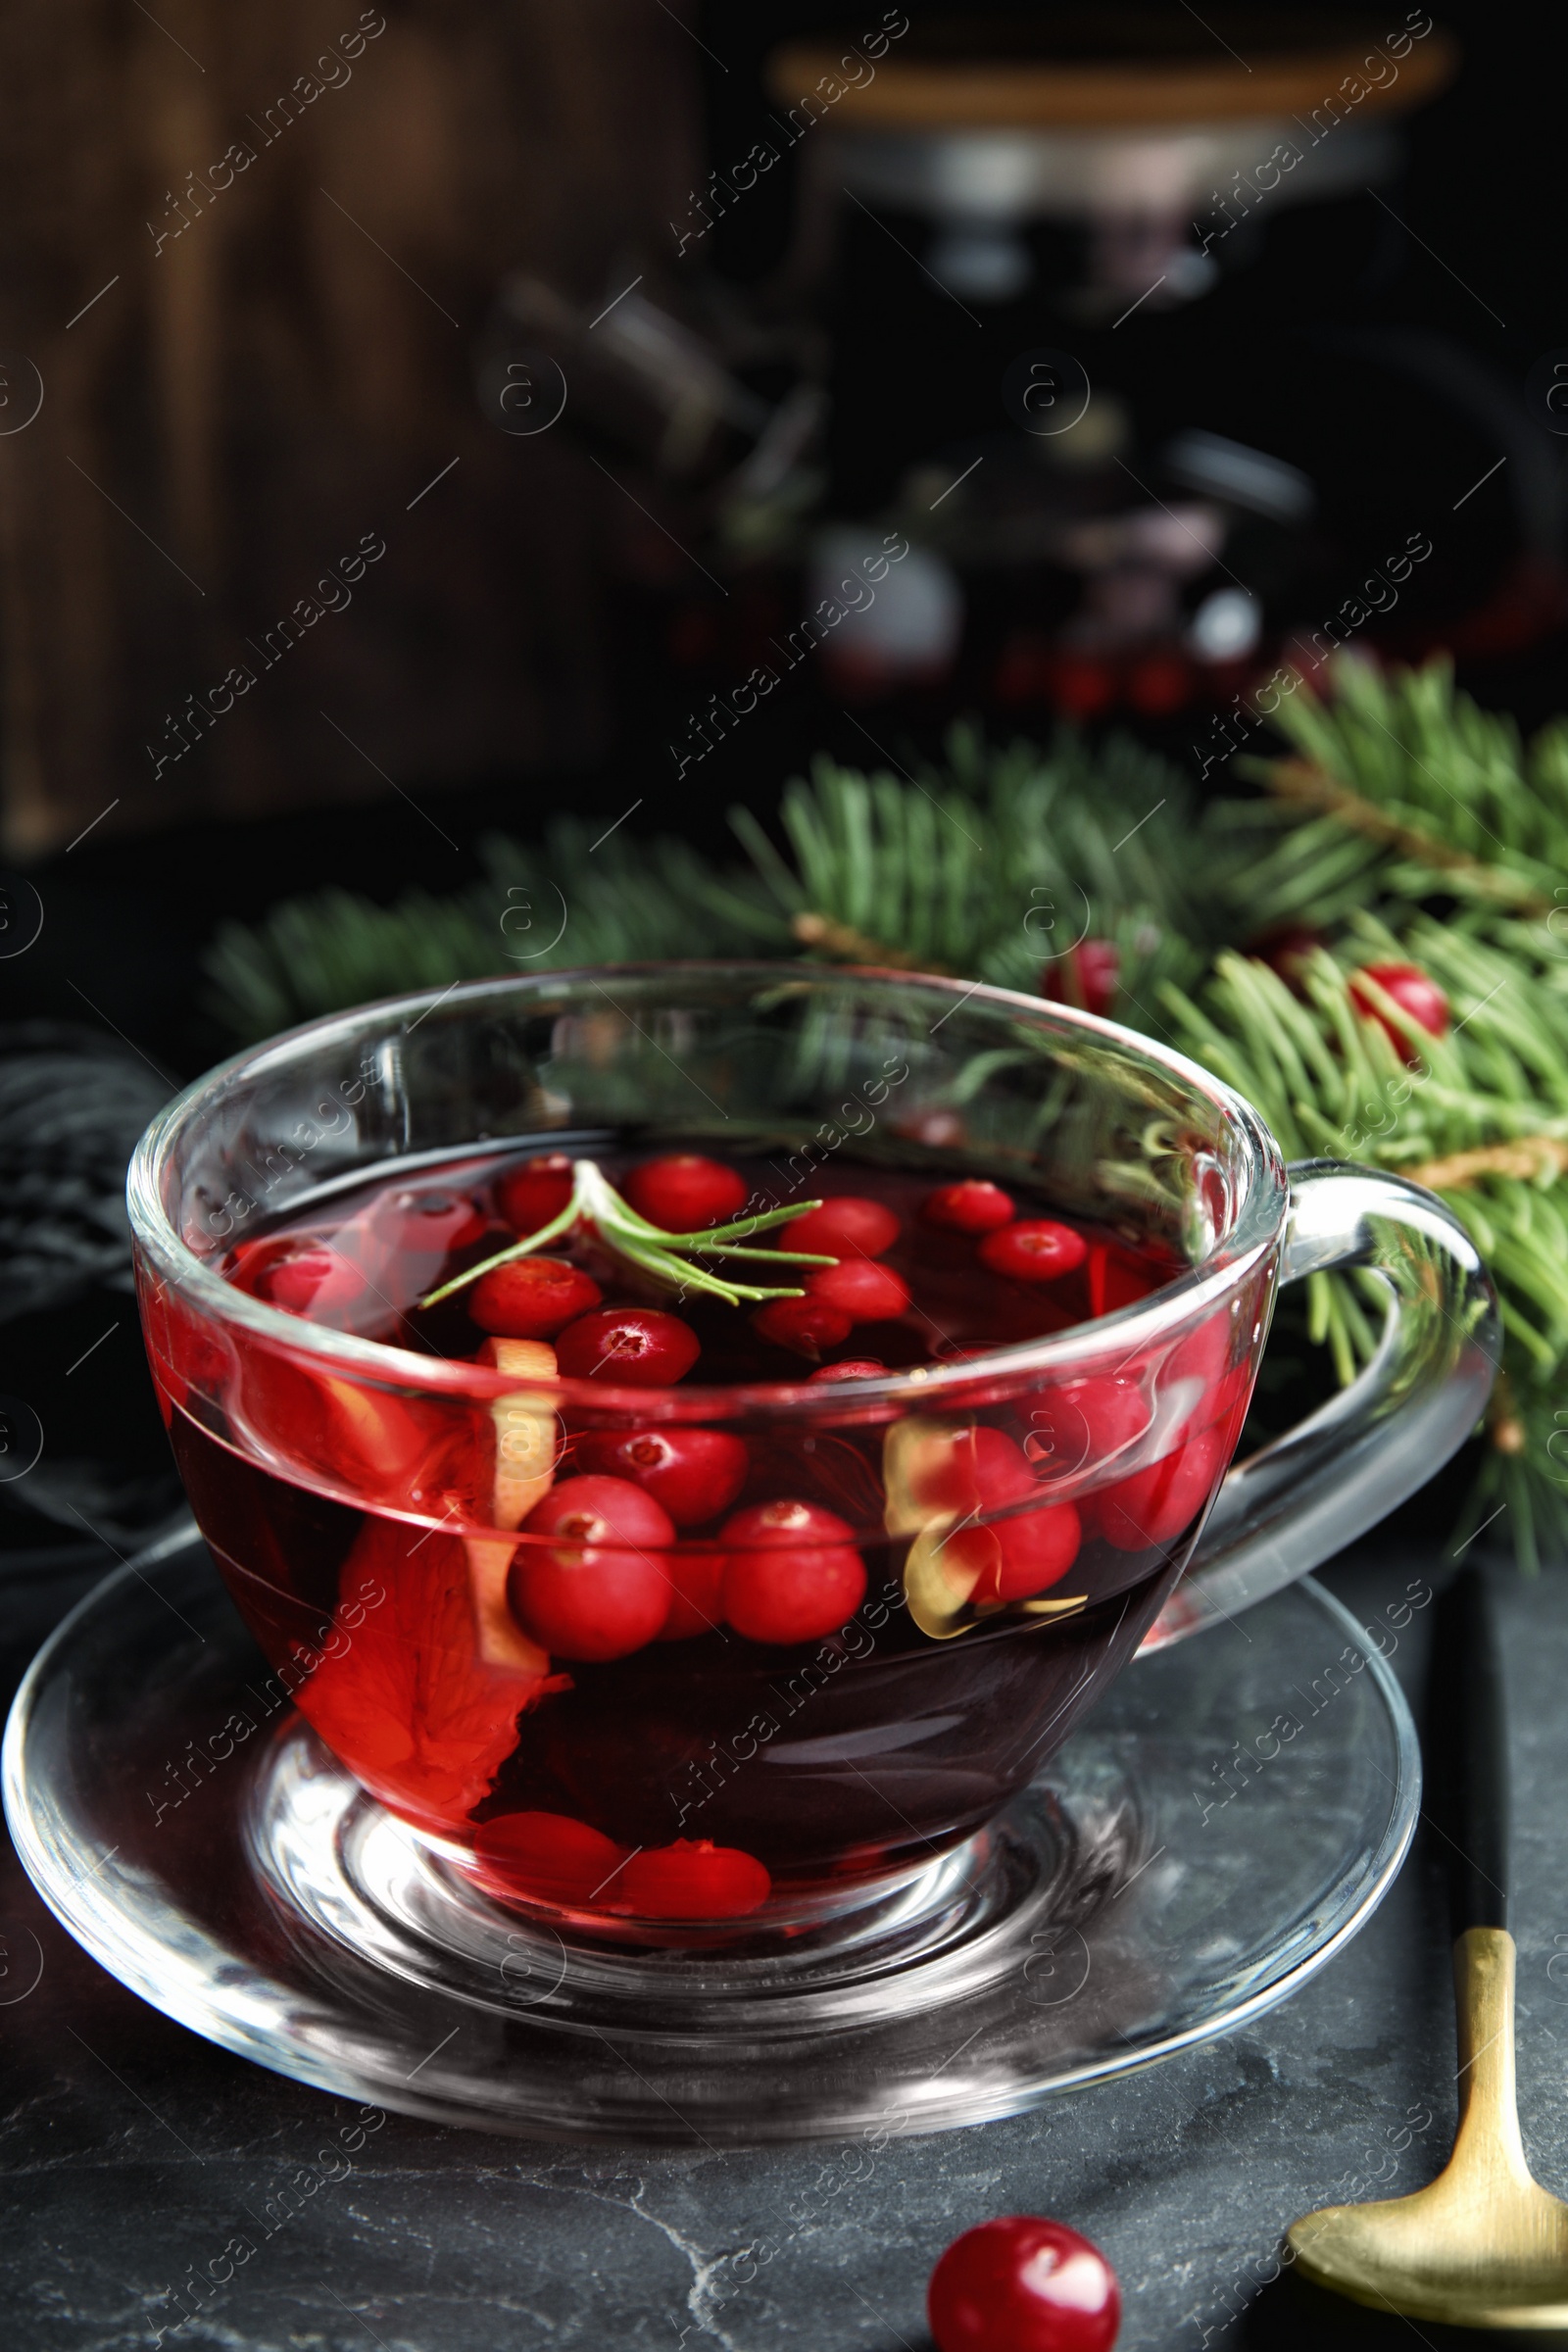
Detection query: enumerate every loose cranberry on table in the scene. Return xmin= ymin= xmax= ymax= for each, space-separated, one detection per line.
xmin=472 ymin=1810 xmax=627 ymax=1904
xmin=622 ymin=1153 xmax=749 ymax=1232
xmin=980 ymin=1220 xmax=1090 ymax=1284
xmin=509 ymin=1475 xmax=674 ymax=1659
xmin=574 ymin=1427 xmax=749 ymax=1527
xmin=719 ymin=1498 xmax=867 ymax=1643
xmin=468 ymin=1257 xmax=602 ymax=1339
xmin=929 ymin=2217 xmax=1120 ymax=2352
xmin=751 ymin=1296 xmax=855 ymax=1360
xmin=614 ymin=1839 xmax=771 ymax=1920
xmin=787 ymin=1195 xmax=901 ymax=1257
xmin=806 ymin=1258 xmax=911 ymax=1323
xmin=1348 ymin=961 xmax=1449 ymax=1060
xmin=923 ymin=1179 xmax=1015 ymax=1235
xmin=498 ymin=1153 xmax=577 ymax=1234
xmin=555 ymin=1306 xmax=700 ymax=1385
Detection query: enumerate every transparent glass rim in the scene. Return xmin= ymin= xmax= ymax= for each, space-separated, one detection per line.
xmin=127 ymin=961 xmax=1288 ymax=1420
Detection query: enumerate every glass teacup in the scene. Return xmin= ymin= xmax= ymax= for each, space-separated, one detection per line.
xmin=128 ymin=965 xmax=1495 ymax=1943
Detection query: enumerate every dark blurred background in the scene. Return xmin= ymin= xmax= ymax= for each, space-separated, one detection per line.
xmin=0 ymin=0 xmax=1564 ymax=1571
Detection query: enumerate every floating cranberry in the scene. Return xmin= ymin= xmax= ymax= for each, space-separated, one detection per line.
xmin=1162 ymin=1309 xmax=1234 ymax=1396
xmin=556 ymin=1307 xmax=700 ymax=1386
xmin=615 ymin=1839 xmax=771 ymax=1920
xmin=1041 ymin=939 xmax=1121 ymax=1021
xmin=655 ymin=1548 xmax=728 ymax=1641
xmin=720 ymin=1499 xmax=867 ymax=1643
xmin=498 ymin=1153 xmax=576 ymax=1234
xmin=928 ymin=2216 xmax=1120 ymax=2352
xmin=980 ymin=1220 xmax=1090 ymax=1284
xmin=574 ymin=1427 xmax=749 ymax=1527
xmin=472 ymin=1811 xmax=627 ymax=1904
xmin=623 ymin=1153 xmax=749 ymax=1232
xmin=806 ymin=1258 xmax=911 ymax=1323
xmin=1096 ymin=1422 xmax=1229 ymax=1551
xmin=809 ymin=1358 xmax=888 ymax=1383
xmin=751 ymin=1297 xmax=855 ymax=1360
xmin=510 ymin=1475 xmax=674 ymax=1659
xmin=1349 ymin=961 xmax=1449 ymax=1061
xmin=913 ymin=1425 xmax=1038 ymax=1517
xmin=469 ymin=1257 xmax=602 ymax=1339
xmin=385 ymin=1188 xmax=490 ymax=1251
xmin=788 ymin=1196 xmax=901 ymax=1257
xmin=950 ymin=1502 xmax=1082 ymax=1603
xmin=1023 ymin=1376 xmax=1151 ymax=1479
xmin=256 ymin=1246 xmax=368 ymax=1320
xmin=923 ymin=1180 xmax=1015 ymax=1235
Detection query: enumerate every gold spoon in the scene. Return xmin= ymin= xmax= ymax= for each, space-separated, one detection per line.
xmin=1288 ymin=1568 xmax=1568 ymax=2329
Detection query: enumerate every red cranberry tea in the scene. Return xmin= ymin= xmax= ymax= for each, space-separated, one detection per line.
xmin=153 ymin=1147 xmax=1266 ymax=1935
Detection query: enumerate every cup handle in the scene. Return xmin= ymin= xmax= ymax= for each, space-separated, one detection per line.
xmin=1139 ymin=1158 xmax=1500 ymax=1652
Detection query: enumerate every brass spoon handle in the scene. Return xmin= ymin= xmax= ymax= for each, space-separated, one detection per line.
xmin=1452 ymin=1927 xmax=1534 ymax=2187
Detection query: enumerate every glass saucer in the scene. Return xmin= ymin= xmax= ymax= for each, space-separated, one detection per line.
xmin=3 ymin=1530 xmax=1418 ymax=2145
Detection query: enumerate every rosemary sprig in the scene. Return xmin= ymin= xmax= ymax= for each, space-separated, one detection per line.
xmin=418 ymin=1158 xmax=835 ymax=1312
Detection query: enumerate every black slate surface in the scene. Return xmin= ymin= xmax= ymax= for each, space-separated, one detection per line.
xmin=1 ymin=1536 xmax=1559 ymax=2352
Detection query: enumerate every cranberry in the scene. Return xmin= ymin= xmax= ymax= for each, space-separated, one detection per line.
xmin=510 ymin=1475 xmax=674 ymax=1659
xmin=809 ymin=1358 xmax=887 ymax=1382
xmin=471 ymin=1811 xmax=627 ymax=1904
xmin=923 ymin=1180 xmax=1015 ymax=1235
xmin=614 ymin=1839 xmax=771 ymax=1920
xmin=1041 ymin=939 xmax=1121 ymax=1021
xmin=574 ymin=1427 xmax=749 ymax=1527
xmin=257 ymin=1246 xmax=368 ymax=1320
xmin=979 ymin=1220 xmax=1090 ymax=1284
xmin=787 ymin=1196 xmax=901 ymax=1257
xmin=655 ymin=1548 xmax=728 ymax=1641
xmin=623 ymin=1153 xmax=749 ymax=1232
xmin=806 ymin=1259 xmax=911 ymax=1323
xmin=1097 ymin=1422 xmax=1228 ymax=1551
xmin=720 ymin=1499 xmax=867 ymax=1643
xmin=928 ymin=2216 xmax=1120 ymax=2352
xmin=750 ymin=1297 xmax=855 ymax=1360
xmin=1348 ymin=961 xmax=1449 ymax=1061
xmin=556 ymin=1307 xmax=700 ymax=1386
xmin=1163 ymin=1309 xmax=1234 ymax=1395
xmin=498 ymin=1154 xmax=577 ymax=1234
xmin=949 ymin=1502 xmax=1082 ymax=1603
xmin=912 ymin=1425 xmax=1038 ymax=1517
xmin=1023 ymin=1376 xmax=1150 ymax=1479
xmin=385 ymin=1188 xmax=489 ymax=1250
xmin=469 ymin=1257 xmax=602 ymax=1339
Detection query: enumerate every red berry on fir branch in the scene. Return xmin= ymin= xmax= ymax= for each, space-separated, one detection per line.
xmin=806 ymin=1258 xmax=911 ymax=1323
xmin=751 ymin=1296 xmax=856 ymax=1360
xmin=1040 ymin=939 xmax=1121 ymax=1021
xmin=1348 ymin=961 xmax=1449 ymax=1061
xmin=720 ymin=1498 xmax=867 ymax=1643
xmin=498 ymin=1154 xmax=576 ymax=1234
xmin=574 ymin=1427 xmax=750 ymax=1527
xmin=923 ymin=1180 xmax=1016 ymax=1235
xmin=623 ymin=1154 xmax=749 ymax=1232
xmin=928 ymin=2216 xmax=1120 ymax=2352
xmin=468 ymin=1257 xmax=602 ymax=1339
xmin=787 ymin=1196 xmax=901 ymax=1257
xmin=555 ymin=1307 xmax=701 ymax=1385
xmin=979 ymin=1220 xmax=1090 ymax=1284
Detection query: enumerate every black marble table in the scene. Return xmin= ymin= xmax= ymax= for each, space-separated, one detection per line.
xmin=2 ymin=1533 xmax=1560 ymax=2352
